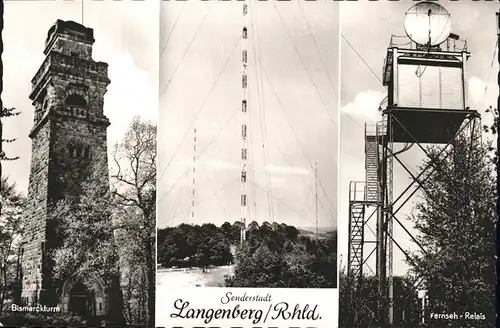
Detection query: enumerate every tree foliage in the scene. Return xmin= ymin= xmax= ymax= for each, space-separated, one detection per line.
xmin=408 ymin=124 xmax=496 ymax=327
xmin=48 ymin=117 xmax=157 ymax=326
xmin=482 ymin=105 xmax=498 ymax=164
xmin=339 ymin=268 xmax=421 ymax=328
xmin=0 ymin=177 xmax=24 ymax=316
xmin=225 ymin=224 xmax=337 ymax=288
xmin=51 ymin=153 xmax=116 ymax=280
xmin=49 ymin=152 xmax=125 ymax=326
xmin=157 ymin=223 xmax=233 ymax=269
xmin=0 ymin=106 xmax=23 ymax=320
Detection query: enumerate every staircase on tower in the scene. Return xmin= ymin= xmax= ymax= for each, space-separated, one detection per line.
xmin=365 ymin=124 xmax=379 ymax=203
xmin=347 ymin=124 xmax=381 ymax=282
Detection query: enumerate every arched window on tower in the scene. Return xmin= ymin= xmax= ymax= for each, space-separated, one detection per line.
xmin=66 ymin=94 xmax=87 ymax=108
xmin=66 ymin=94 xmax=88 ymax=117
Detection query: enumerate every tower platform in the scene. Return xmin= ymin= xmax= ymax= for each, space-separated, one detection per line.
xmin=383 ymin=107 xmax=478 ymax=144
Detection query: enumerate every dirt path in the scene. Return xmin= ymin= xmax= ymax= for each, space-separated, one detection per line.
xmin=156 ymin=265 xmax=235 ymax=287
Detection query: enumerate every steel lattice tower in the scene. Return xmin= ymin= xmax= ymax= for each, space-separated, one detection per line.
xmin=347 ymin=5 xmax=483 ymax=326
xmin=240 ymin=0 xmax=249 ymax=243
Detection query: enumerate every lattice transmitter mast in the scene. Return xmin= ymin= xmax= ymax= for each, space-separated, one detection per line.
xmin=240 ymin=0 xmax=249 ymax=244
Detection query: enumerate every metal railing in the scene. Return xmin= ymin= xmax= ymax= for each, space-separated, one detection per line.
xmin=388 ymin=34 xmax=468 ymax=52
xmin=349 ymin=181 xmax=367 ymax=202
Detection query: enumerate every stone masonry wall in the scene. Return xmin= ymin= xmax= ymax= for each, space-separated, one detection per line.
xmin=21 ymin=122 xmax=51 ymax=304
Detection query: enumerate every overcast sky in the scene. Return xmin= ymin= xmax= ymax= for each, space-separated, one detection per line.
xmin=339 ymin=0 xmax=499 ymax=276
xmin=157 ymin=1 xmax=339 ymax=231
xmin=2 ymin=0 xmax=158 ymax=194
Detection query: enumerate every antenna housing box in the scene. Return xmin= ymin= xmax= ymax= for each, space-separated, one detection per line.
xmin=381 ymin=36 xmax=474 ymax=144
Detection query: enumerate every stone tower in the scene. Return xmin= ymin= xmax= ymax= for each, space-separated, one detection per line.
xmin=21 ymin=20 xmax=115 ymax=318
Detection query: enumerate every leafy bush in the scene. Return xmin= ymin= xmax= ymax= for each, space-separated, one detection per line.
xmin=0 ymin=312 xmax=84 ymax=327
xmin=226 ymin=227 xmax=337 ymax=288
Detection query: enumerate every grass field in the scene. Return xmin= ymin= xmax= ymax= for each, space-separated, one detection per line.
xmin=156 ymin=265 xmax=235 ymax=288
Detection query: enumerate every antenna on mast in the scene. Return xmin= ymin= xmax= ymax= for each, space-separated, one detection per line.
xmin=191 ymin=125 xmax=197 ymax=225
xmin=496 ymin=10 xmax=500 ymax=35
xmin=315 ymin=162 xmax=319 ymax=240
xmin=427 ymin=8 xmax=432 ymax=51
xmin=81 ymin=0 xmax=84 ymax=25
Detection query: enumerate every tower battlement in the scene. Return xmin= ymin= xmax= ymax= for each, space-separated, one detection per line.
xmin=44 ymin=20 xmax=95 ymax=58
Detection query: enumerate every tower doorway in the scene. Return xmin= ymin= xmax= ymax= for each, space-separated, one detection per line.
xmin=62 ymin=275 xmax=105 ymax=317
xmin=69 ymin=281 xmax=91 ymax=315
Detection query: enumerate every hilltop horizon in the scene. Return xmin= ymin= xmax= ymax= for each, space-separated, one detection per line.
xmin=157 ymin=220 xmax=337 ymax=232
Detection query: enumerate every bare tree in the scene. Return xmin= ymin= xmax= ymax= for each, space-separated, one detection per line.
xmin=0 ymin=107 xmax=21 ymax=163
xmin=111 ymin=116 xmax=156 ymax=327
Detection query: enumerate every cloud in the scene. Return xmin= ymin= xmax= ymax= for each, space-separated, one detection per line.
xmin=265 ymin=164 xmax=311 ymax=176
xmin=104 ymin=52 xmax=157 ymax=148
xmin=468 ymin=76 xmax=496 ymax=110
xmin=199 ymin=159 xmax=240 ymax=171
xmin=2 ymin=41 xmax=42 ymax=91
xmin=467 ymin=77 xmax=496 ymax=143
xmin=341 ymin=89 xmax=385 ymax=124
xmin=468 ymin=76 xmax=487 ymax=105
